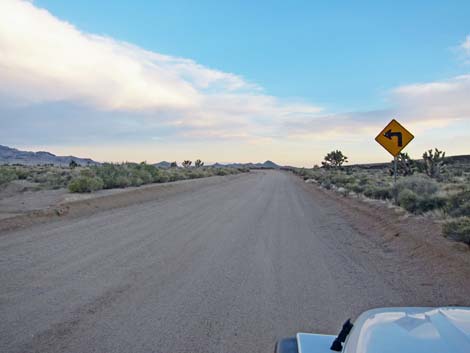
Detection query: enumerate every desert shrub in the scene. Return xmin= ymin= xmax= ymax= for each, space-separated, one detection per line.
xmin=68 ymin=176 xmax=104 ymax=193
xmin=80 ymin=169 xmax=95 ymax=178
xmin=44 ymin=171 xmax=71 ymax=189
xmin=155 ymin=174 xmax=170 ymax=183
xmin=131 ymin=170 xmax=152 ymax=186
xmin=349 ymin=183 xmax=365 ymax=194
xmin=114 ymin=176 xmax=131 ymax=188
xmin=398 ymin=189 xmax=418 ymax=212
xmin=168 ymin=170 xmax=186 ymax=181
xmin=364 ymin=186 xmax=393 ymax=200
xmin=397 ymin=189 xmax=445 ymax=214
xmin=394 ymin=175 xmax=438 ymax=195
xmin=330 ymin=173 xmax=356 ymax=187
xmin=358 ymin=175 xmax=369 ymax=186
xmin=416 ymin=195 xmax=446 ymax=213
xmin=0 ymin=167 xmax=18 ymax=185
xmin=216 ymin=169 xmax=229 ymax=176
xmin=14 ymin=168 xmax=29 ymax=180
xmin=91 ymin=163 xmax=155 ymax=188
xmin=445 ymin=189 xmax=470 ymax=217
xmin=188 ymin=170 xmax=207 ymax=179
xmin=443 ymin=217 xmax=470 ymax=244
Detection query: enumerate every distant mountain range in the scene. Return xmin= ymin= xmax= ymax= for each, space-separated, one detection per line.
xmin=210 ymin=160 xmax=281 ymax=169
xmin=153 ymin=161 xmax=172 ymax=168
xmin=153 ymin=160 xmax=281 ymax=169
xmin=0 ymin=145 xmax=282 ymax=169
xmin=0 ymin=145 xmax=99 ymax=166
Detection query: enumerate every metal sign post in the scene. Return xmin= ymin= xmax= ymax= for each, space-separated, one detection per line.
xmin=393 ymin=156 xmax=398 ymax=203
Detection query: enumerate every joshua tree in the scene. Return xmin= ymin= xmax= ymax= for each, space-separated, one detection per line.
xmin=422 ymin=148 xmax=446 ymax=179
xmin=194 ymin=159 xmax=204 ymax=168
xmin=170 ymin=161 xmax=178 ymax=168
xmin=390 ymin=152 xmax=415 ymax=176
xmin=182 ymin=160 xmax=192 ymax=168
xmin=322 ymin=150 xmax=348 ymax=169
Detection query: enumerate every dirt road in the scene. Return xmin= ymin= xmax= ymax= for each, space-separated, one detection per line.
xmin=1 ymin=171 xmax=469 ymax=353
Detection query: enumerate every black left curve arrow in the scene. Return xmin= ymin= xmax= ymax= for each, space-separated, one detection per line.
xmin=384 ymin=129 xmax=403 ymax=147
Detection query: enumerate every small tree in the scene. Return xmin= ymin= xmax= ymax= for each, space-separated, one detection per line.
xmin=182 ymin=160 xmax=192 ymax=168
xmin=69 ymin=160 xmax=79 ymax=169
xmin=195 ymin=159 xmax=204 ymax=168
xmin=170 ymin=161 xmax=178 ymax=168
xmin=422 ymin=148 xmax=446 ymax=179
xmin=390 ymin=152 xmax=415 ymax=176
xmin=322 ymin=150 xmax=348 ymax=169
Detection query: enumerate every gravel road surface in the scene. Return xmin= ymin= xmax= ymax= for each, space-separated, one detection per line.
xmin=1 ymin=170 xmax=468 ymax=353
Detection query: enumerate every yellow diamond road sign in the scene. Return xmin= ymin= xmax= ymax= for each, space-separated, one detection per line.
xmin=375 ymin=119 xmax=414 ymax=157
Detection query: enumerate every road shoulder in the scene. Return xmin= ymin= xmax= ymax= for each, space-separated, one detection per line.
xmin=0 ymin=172 xmax=251 ymax=233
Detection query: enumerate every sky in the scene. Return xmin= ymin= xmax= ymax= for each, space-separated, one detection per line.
xmin=0 ymin=0 xmax=469 ymax=166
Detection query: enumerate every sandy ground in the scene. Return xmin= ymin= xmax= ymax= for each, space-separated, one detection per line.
xmin=1 ymin=170 xmax=469 ymax=353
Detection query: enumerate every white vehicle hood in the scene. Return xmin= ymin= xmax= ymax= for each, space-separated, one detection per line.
xmin=343 ymin=307 xmax=470 ymax=353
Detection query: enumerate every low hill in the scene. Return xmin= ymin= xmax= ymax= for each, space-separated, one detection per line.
xmin=153 ymin=161 xmax=172 ymax=168
xmin=0 ymin=145 xmax=99 ymax=166
xmin=210 ymin=160 xmax=281 ymax=169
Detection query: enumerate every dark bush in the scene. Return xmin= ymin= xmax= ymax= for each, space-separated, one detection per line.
xmin=364 ymin=186 xmax=393 ymax=200
xmin=443 ymin=217 xmax=470 ymax=244
xmin=349 ymin=183 xmax=365 ymax=194
xmin=445 ymin=189 xmax=470 ymax=217
xmin=416 ymin=195 xmax=446 ymax=213
xmin=398 ymin=189 xmax=418 ymax=212
xmin=397 ymin=189 xmax=445 ymax=214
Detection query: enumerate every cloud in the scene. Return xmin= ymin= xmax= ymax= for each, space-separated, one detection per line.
xmin=392 ymin=74 xmax=470 ymax=122
xmin=0 ymin=0 xmax=322 ymax=144
xmin=460 ymin=35 xmax=470 ymax=61
xmin=282 ymin=73 xmax=470 ymax=141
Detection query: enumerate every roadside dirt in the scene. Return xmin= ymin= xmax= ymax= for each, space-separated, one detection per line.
xmin=297 ymin=176 xmax=470 ymax=304
xmin=0 ymin=173 xmax=245 ymax=232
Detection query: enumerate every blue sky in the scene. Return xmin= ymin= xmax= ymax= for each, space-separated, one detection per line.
xmin=35 ymin=0 xmax=469 ymax=110
xmin=1 ymin=0 xmax=470 ymax=165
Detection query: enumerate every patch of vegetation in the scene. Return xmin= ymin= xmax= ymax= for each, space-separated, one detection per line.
xmin=0 ymin=162 xmax=247 ymax=194
xmin=394 ymin=175 xmax=439 ymax=195
xmin=294 ymin=148 xmax=470 ymax=245
xmin=445 ymin=189 xmax=470 ymax=217
xmin=68 ymin=176 xmax=104 ymax=193
xmin=84 ymin=162 xmax=244 ymax=190
xmin=0 ymin=167 xmax=18 ymax=185
xmin=443 ymin=217 xmax=470 ymax=245
xmin=0 ymin=165 xmax=79 ymax=189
